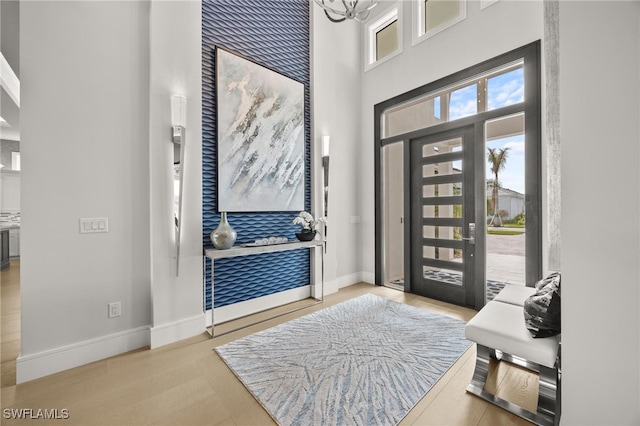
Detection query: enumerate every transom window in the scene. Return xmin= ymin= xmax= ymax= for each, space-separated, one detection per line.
xmin=376 ymin=20 xmax=398 ymax=61
xmin=364 ymin=3 xmax=402 ymax=71
xmin=413 ymin=0 xmax=466 ymax=46
xmin=382 ymin=61 xmax=524 ymax=138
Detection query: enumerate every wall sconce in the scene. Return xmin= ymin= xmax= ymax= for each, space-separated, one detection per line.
xmin=322 ymin=135 xmax=330 ymax=217
xmin=171 ymin=94 xmax=187 ymax=276
xmin=322 ymin=135 xmax=330 ymax=250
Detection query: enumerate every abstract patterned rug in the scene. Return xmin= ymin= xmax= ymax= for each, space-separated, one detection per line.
xmin=215 ymin=294 xmax=472 ymax=426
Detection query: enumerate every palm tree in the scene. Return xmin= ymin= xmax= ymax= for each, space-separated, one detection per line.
xmin=487 ymin=147 xmax=510 ymax=227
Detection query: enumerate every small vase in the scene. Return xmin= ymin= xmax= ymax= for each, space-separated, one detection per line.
xmin=295 ymin=231 xmax=316 ymax=242
xmin=210 ymin=212 xmax=237 ymax=249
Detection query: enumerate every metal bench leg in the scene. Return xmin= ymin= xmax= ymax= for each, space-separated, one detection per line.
xmin=466 ymin=344 xmax=559 ymax=426
xmin=537 ymin=364 xmax=560 ymax=426
xmin=467 ymin=344 xmax=491 ymax=395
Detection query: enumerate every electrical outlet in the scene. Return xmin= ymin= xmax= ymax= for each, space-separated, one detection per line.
xmin=108 ymin=302 xmax=121 ymax=318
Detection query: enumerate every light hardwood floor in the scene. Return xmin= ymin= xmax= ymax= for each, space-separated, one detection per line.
xmin=1 ymin=261 xmax=537 ymax=425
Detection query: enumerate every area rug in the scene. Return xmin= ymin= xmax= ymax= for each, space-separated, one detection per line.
xmin=215 ymin=293 xmax=472 ymax=426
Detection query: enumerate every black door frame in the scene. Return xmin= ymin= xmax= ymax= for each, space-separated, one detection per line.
xmin=374 ymin=41 xmax=541 ymax=310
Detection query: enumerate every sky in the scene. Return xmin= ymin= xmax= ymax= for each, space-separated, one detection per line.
xmin=448 ymin=67 xmax=526 ymax=194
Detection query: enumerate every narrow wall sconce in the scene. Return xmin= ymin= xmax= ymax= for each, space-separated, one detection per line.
xmin=322 ymin=135 xmax=330 ymax=218
xmin=171 ymin=94 xmax=187 ymax=276
xmin=322 ymin=135 xmax=330 ymax=252
xmin=171 ymin=94 xmax=186 ymax=144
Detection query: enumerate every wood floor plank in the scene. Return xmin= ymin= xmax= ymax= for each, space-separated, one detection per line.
xmin=493 ymin=363 xmax=539 ymax=413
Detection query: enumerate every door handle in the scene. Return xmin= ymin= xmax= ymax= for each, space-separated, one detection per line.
xmin=462 ymin=223 xmax=475 ymax=244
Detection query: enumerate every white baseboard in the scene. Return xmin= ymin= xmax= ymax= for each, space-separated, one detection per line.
xmin=323 ymin=271 xmax=375 ymax=294
xmin=150 ymin=313 xmax=206 ymax=349
xmin=210 ymin=285 xmax=312 ymax=325
xmin=336 ymin=271 xmax=364 ymax=289
xmin=16 ymin=325 xmax=150 ymax=384
xmin=361 ymin=271 xmax=375 ymax=285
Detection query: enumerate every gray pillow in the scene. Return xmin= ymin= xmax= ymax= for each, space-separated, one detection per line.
xmin=523 ymin=272 xmax=561 ymax=338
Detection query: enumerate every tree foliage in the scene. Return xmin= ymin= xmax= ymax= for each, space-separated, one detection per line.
xmin=487 ymin=147 xmax=510 ymax=227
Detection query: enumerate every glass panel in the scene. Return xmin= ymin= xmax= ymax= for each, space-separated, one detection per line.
xmin=422 ymin=182 xmax=462 ymax=198
xmin=422 ymin=163 xmax=461 ymax=178
xmin=485 ymin=134 xmax=525 ymax=224
xmin=485 ymin=124 xmax=526 ymax=300
xmin=376 ymin=20 xmax=398 ymax=61
xmin=423 ymin=225 xmax=462 ymax=241
xmin=422 ymin=266 xmax=463 ymax=286
xmin=421 ymin=137 xmax=463 ymax=178
xmin=383 ymin=96 xmax=444 ymax=138
xmin=425 ymin=0 xmax=461 ymax=33
xmin=449 ymin=84 xmax=477 ymax=121
xmin=422 ymin=204 xmax=461 ymax=220
xmin=381 ymin=61 xmax=524 ymax=139
xmin=420 ymin=133 xmax=464 ymax=287
xmin=423 ymin=245 xmax=461 ymax=261
xmin=487 ymin=67 xmax=524 ymax=110
xmin=382 ymin=143 xmax=404 ymax=287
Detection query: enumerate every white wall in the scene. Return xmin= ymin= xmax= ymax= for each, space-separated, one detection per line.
xmin=560 ymin=1 xmax=640 ymax=423
xmin=359 ymin=0 xmax=543 ymax=278
xmin=312 ymin=9 xmax=365 ymax=290
xmin=148 ymin=1 xmax=204 ymax=348
xmin=19 ymin=1 xmax=152 ymax=382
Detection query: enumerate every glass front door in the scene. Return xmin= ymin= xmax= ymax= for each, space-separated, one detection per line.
xmin=410 ymin=125 xmax=477 ymax=307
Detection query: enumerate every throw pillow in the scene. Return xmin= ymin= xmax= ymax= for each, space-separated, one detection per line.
xmin=523 ymin=272 xmax=561 ymax=338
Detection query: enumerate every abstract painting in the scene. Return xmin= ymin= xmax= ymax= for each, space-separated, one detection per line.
xmin=216 ymin=47 xmax=305 ymax=212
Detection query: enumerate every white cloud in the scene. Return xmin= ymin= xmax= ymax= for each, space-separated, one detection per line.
xmin=488 ymin=74 xmax=524 ymax=109
xmin=449 ymin=99 xmax=476 ymax=120
xmin=503 ymin=140 xmax=525 ymax=154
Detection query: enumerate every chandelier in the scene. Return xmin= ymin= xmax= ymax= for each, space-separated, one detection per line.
xmin=313 ymin=0 xmax=379 ymax=23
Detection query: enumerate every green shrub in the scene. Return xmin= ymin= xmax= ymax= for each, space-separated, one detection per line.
xmin=514 ymin=212 xmax=526 ymax=226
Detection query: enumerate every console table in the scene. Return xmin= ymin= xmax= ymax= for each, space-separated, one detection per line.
xmin=204 ymin=240 xmax=324 ymax=337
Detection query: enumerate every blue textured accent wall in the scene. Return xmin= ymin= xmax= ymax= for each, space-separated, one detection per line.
xmin=202 ymin=0 xmax=311 ymax=310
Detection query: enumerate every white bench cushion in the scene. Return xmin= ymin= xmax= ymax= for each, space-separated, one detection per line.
xmin=465 ymin=301 xmax=560 ymax=368
xmin=493 ymin=285 xmax=536 ymax=306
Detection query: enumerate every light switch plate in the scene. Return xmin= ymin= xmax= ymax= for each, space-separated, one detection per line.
xmin=80 ymin=218 xmax=109 ymax=234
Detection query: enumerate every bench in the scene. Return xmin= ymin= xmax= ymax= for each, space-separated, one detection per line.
xmin=465 ymin=285 xmax=561 ymax=426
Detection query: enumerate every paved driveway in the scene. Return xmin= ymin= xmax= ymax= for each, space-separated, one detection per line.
xmin=486 ymin=232 xmax=525 ymax=256
xmin=486 ymin=232 xmax=525 ymax=285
